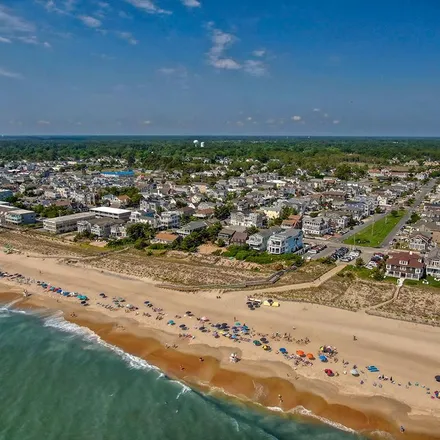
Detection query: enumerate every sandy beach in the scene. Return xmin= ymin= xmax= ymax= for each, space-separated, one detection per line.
xmin=1 ymin=252 xmax=440 ymax=439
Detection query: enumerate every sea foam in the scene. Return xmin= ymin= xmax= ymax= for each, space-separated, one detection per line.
xmin=43 ymin=313 xmax=159 ymax=372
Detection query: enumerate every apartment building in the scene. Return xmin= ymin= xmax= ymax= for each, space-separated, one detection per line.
xmin=267 ymin=229 xmax=304 ymax=255
xmin=43 ymin=212 xmax=96 ymax=234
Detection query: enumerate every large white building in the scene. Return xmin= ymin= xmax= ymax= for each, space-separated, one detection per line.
xmin=43 ymin=212 xmax=96 ymax=234
xmin=90 ymin=207 xmax=132 ymax=221
xmin=230 ymin=211 xmax=264 ymax=228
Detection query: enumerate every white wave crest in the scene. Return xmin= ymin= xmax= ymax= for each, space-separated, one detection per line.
xmin=290 ymin=405 xmax=356 ymax=434
xmin=43 ymin=314 xmax=159 ymax=372
xmin=176 ymin=384 xmax=191 ymax=400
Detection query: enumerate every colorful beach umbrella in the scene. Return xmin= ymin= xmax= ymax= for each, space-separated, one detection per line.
xmin=296 ymin=350 xmax=305 ymax=357
xmin=306 ymin=353 xmax=315 ymax=360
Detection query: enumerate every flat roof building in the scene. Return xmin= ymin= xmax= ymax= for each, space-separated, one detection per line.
xmin=5 ymin=209 xmax=36 ymax=225
xmin=90 ymin=207 xmax=132 ymax=221
xmin=43 ymin=212 xmax=96 ymax=234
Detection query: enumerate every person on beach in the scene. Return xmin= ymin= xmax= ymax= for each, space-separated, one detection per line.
xmin=400 ymin=425 xmax=405 ymax=433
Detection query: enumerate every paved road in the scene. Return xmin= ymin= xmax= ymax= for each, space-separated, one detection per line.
xmin=381 ymin=179 xmax=436 ymax=247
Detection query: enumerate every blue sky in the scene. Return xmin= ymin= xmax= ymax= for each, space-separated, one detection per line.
xmin=1 ymin=0 xmax=440 ymax=136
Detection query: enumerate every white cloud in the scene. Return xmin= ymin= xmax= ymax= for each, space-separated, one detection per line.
xmin=158 ymin=67 xmax=177 ymax=75
xmin=252 ymin=49 xmax=265 ymax=57
xmin=266 ymin=118 xmax=275 ymax=124
xmin=125 ymin=0 xmax=171 ymax=15
xmin=313 ymin=108 xmax=321 ymax=112
xmin=37 ymin=120 xmax=51 ymax=125
xmin=79 ymin=15 xmax=102 ymax=28
xmin=0 ymin=5 xmax=35 ymax=34
xmin=181 ymin=0 xmax=201 ymax=7
xmin=291 ymin=115 xmax=302 ymax=121
xmin=207 ymin=25 xmax=269 ymax=76
xmin=0 ymin=67 xmax=23 ymax=79
xmin=333 ymin=120 xmax=340 ymax=124
xmin=116 ymin=31 xmax=138 ymax=45
xmin=236 ymin=121 xmax=244 ymax=126
xmin=207 ymin=26 xmax=241 ymax=71
xmin=243 ymin=59 xmax=267 ymax=77
xmin=0 ymin=36 xmax=11 ymax=43
xmin=247 ymin=116 xmax=252 ymax=121
xmin=43 ymin=41 xmax=51 ymax=48
xmin=323 ymin=113 xmax=329 ymax=118
xmin=142 ymin=120 xmax=152 ymax=125
xmin=17 ymin=35 xmax=39 ymax=45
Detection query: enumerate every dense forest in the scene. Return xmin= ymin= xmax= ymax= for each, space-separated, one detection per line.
xmin=0 ymin=137 xmax=439 ymax=176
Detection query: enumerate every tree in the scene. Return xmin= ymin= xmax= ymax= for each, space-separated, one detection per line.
xmin=214 ymin=204 xmax=230 ymax=220
xmin=355 ymin=257 xmax=365 ymax=267
xmin=408 ymin=212 xmax=421 ymax=224
xmin=280 ymin=206 xmax=297 ymax=220
xmin=206 ymin=222 xmax=222 ymax=241
xmin=126 ymin=223 xmax=154 ymax=241
xmin=246 ymin=225 xmax=259 ymax=236
xmin=390 ymin=210 xmax=399 ymax=217
xmin=371 ymin=267 xmax=384 ymax=281
xmin=217 ymin=238 xmax=226 ymax=247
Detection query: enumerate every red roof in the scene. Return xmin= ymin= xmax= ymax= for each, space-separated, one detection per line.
xmin=387 ymin=252 xmax=424 ymax=269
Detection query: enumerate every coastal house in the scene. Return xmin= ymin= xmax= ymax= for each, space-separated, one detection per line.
xmin=230 ymin=231 xmax=248 ymax=246
xmin=425 ymin=248 xmax=440 ymax=277
xmin=385 ymin=251 xmax=425 ymax=280
xmin=176 ymin=220 xmax=207 ymax=237
xmin=218 ymin=228 xmax=236 ymax=245
xmin=247 ymin=227 xmax=283 ymax=251
xmin=5 ymin=209 xmax=36 ymax=225
xmin=110 ymin=223 xmax=127 ymax=239
xmin=159 ymin=211 xmax=180 ymax=229
xmin=408 ymin=232 xmax=433 ymax=252
xmin=281 ymin=214 xmax=302 ymax=230
xmin=151 ymin=232 xmax=179 ymax=245
xmin=267 ymin=229 xmax=303 ymax=255
xmin=302 ymin=215 xmax=331 ymax=236
xmin=230 ymin=211 xmax=264 ymax=228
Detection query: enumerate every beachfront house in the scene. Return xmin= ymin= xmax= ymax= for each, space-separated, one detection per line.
xmin=425 ymin=248 xmax=440 ymax=278
xmin=385 ymin=251 xmax=425 ymax=280
xmin=5 ymin=209 xmax=36 ymax=225
xmin=176 ymin=220 xmax=207 ymax=237
xmin=159 ymin=211 xmax=180 ymax=229
xmin=267 ymin=229 xmax=303 ymax=255
xmin=247 ymin=227 xmax=282 ymax=251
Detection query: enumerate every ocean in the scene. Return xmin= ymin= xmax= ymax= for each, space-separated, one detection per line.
xmin=0 ymin=305 xmax=364 ymax=440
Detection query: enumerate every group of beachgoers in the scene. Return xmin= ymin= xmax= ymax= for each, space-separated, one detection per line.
xmin=2 ymin=268 xmax=440 ymax=404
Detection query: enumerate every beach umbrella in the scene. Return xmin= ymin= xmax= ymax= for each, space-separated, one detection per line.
xmin=253 ymin=340 xmax=262 ymax=346
xmin=235 ymin=322 xmax=241 ymax=326
xmin=279 ymin=348 xmax=287 ymax=354
xmin=296 ymin=350 xmax=305 ymax=357
xmin=263 ymin=345 xmax=271 ymax=351
xmin=179 ymin=324 xmax=186 ymax=328
xmin=144 ymin=301 xmax=150 ymax=304
xmin=306 ymin=353 xmax=315 ymax=360
xmin=351 ymin=369 xmax=360 ymax=376
xmin=201 ymin=316 xmax=209 ymax=321
xmin=319 ymin=355 xmax=328 ymax=362
xmin=167 ymin=320 xmax=175 ymax=325
xmin=435 ymin=375 xmax=440 ymax=382
xmin=186 ymin=311 xmax=192 ymax=315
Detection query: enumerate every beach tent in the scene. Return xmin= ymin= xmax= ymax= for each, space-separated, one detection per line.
xmin=351 ymin=369 xmax=360 ymax=376
xmin=271 ymin=302 xmax=280 ymax=307
xmin=201 ymin=317 xmax=209 ymax=322
xmin=263 ymin=300 xmax=271 ymax=306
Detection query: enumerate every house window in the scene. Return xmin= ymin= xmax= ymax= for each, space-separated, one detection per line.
xmin=399 ymin=260 xmax=408 ymax=265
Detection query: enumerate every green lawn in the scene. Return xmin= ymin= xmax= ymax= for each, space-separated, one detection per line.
xmin=343 ymin=211 xmax=406 ymax=247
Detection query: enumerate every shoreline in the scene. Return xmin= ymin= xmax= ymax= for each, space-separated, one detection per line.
xmin=1 ymin=290 xmax=439 ymax=440
xmin=0 ymin=252 xmax=440 ymax=439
